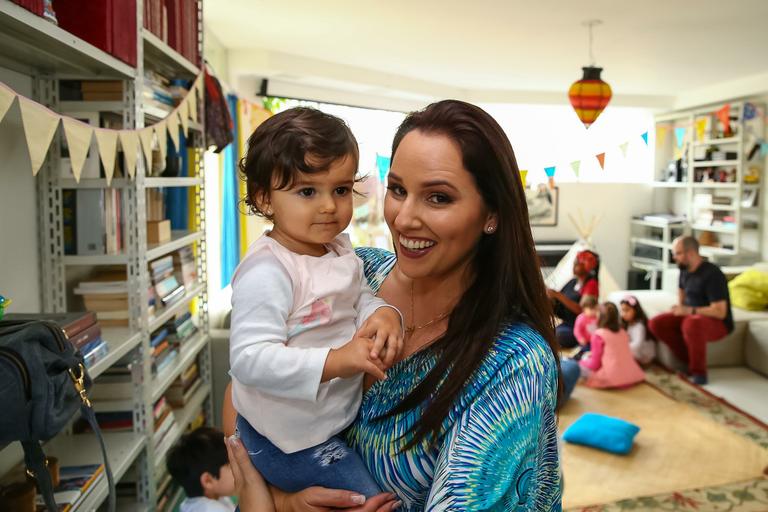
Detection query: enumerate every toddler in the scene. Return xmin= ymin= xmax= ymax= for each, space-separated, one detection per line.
xmin=572 ymin=295 xmax=598 ymax=360
xmin=620 ymin=295 xmax=656 ymax=365
xmin=579 ymin=302 xmax=645 ymax=389
xmin=167 ymin=427 xmax=237 ymax=512
xmin=229 ymin=108 xmax=402 ymax=498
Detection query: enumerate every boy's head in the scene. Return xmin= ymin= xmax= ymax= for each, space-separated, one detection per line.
xmin=240 ymin=107 xmax=359 ymax=220
xmin=579 ymin=295 xmax=598 ymax=315
xmin=167 ymin=427 xmax=235 ymax=499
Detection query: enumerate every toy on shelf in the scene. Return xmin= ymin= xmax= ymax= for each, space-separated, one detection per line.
xmin=0 ymin=295 xmax=10 ymax=321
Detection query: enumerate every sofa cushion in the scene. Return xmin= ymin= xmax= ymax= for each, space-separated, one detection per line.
xmin=745 ymin=320 xmax=768 ymax=377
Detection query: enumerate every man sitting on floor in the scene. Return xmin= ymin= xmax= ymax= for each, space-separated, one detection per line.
xmin=648 ymin=236 xmax=733 ymax=385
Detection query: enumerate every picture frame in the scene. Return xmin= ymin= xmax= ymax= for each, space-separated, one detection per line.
xmin=526 ymin=184 xmax=559 ymax=226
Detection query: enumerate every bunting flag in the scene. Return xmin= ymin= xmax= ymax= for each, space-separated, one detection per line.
xmin=18 ymin=97 xmax=61 ymax=176
xmin=519 ymin=170 xmax=528 ymax=188
xmin=166 ymin=109 xmax=180 ymax=151
xmin=154 ymin=121 xmax=168 ymax=168
xmin=0 ymin=83 xmax=15 ymax=125
xmin=376 ymin=154 xmax=391 ymax=182
xmin=761 ymin=142 xmax=768 ymax=158
xmin=178 ymin=99 xmax=190 ymax=136
xmin=94 ymin=128 xmax=118 ymax=184
xmin=138 ymin=126 xmax=155 ymax=171
xmin=674 ymin=127 xmax=686 ymax=148
xmin=716 ymin=104 xmax=731 ymax=135
xmin=118 ymin=130 xmax=140 ymax=178
xmin=61 ymin=118 xmax=94 ymax=182
xmin=695 ymin=118 xmax=708 ymax=141
xmin=187 ymin=93 xmax=198 ymax=123
xmin=544 ymin=166 xmax=556 ymax=178
xmin=641 ymin=132 xmax=649 ymax=145
xmin=743 ymin=102 xmax=757 ymax=121
xmin=570 ymin=160 xmax=581 ymax=178
xmin=619 ymin=142 xmax=629 ymax=157
xmin=656 ymin=125 xmax=668 ymax=147
xmin=596 ymin=152 xmax=606 ymax=170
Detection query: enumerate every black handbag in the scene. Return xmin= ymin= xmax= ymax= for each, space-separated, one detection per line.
xmin=0 ymin=319 xmax=115 ymax=511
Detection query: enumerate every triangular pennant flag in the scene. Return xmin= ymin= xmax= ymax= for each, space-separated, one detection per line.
xmin=154 ymin=121 xmax=168 ymax=170
xmin=596 ymin=152 xmax=606 ymax=169
xmin=674 ymin=127 xmax=686 ymax=148
xmin=619 ymin=142 xmax=629 ymax=157
xmin=0 ymin=83 xmax=17 ymax=125
xmin=119 ymin=130 xmax=140 ymax=178
xmin=166 ymin=109 xmax=180 ymax=151
xmin=544 ymin=166 xmax=556 ymax=178
xmin=61 ymin=118 xmax=94 ymax=182
xmin=187 ymin=92 xmax=198 ymax=123
xmin=94 ymin=128 xmax=118 ymax=185
xmin=178 ymin=99 xmax=189 ymax=136
xmin=656 ymin=125 xmax=668 ymax=147
xmin=695 ymin=118 xmax=708 ymax=141
xmin=519 ymin=170 xmax=528 ymax=188
xmin=641 ymin=132 xmax=649 ymax=145
xmin=716 ymin=104 xmax=731 ymax=135
xmin=761 ymin=142 xmax=768 ymax=158
xmin=138 ymin=126 xmax=155 ymax=172
xmin=570 ymin=160 xmax=581 ymax=178
xmin=18 ymin=97 xmax=60 ymax=176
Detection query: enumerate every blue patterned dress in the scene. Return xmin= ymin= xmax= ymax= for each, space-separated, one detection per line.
xmin=345 ymin=248 xmax=562 ymax=511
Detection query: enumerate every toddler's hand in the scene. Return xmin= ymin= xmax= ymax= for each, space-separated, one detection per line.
xmin=323 ymin=335 xmax=387 ymax=382
xmin=357 ymin=307 xmax=404 ymax=368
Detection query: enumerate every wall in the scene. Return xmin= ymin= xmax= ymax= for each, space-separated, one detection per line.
xmin=532 ymin=182 xmax=655 ymax=297
xmin=0 ymin=67 xmax=41 ymax=312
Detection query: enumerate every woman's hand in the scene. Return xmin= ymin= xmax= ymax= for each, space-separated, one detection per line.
xmin=546 ymin=288 xmax=561 ymax=301
xmin=226 ymin=435 xmax=275 ymax=512
xmin=226 ymin=434 xmax=401 ymax=511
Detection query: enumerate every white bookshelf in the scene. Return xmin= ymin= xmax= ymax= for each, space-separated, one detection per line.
xmin=0 ymin=0 xmax=211 ymax=509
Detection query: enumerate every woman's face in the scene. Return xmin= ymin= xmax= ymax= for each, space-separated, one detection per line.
xmin=384 ymin=130 xmax=495 ymax=282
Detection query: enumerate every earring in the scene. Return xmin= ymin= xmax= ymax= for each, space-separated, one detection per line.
xmin=485 ymin=224 xmax=496 ymax=234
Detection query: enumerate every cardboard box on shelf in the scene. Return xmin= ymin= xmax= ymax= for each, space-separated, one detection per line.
xmin=147 ymin=220 xmax=171 ymax=244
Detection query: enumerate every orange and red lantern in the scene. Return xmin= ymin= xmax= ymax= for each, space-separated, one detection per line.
xmin=569 ymin=66 xmax=612 ymax=128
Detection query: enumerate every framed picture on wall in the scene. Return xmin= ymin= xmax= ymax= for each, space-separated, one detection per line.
xmin=526 ymin=184 xmax=559 ymax=226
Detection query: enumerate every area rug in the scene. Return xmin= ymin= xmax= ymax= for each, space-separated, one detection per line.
xmin=560 ymin=366 xmax=768 ymax=511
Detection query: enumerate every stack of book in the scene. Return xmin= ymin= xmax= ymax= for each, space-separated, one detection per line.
xmin=3 ymin=312 xmax=108 ymax=369
xmin=155 ymin=472 xmax=180 ymax=512
xmin=74 ymin=270 xmax=129 ymax=327
xmin=166 ymin=361 xmax=201 ymax=408
xmin=60 ymin=80 xmax=123 ymax=102
xmin=174 ymin=247 xmax=197 ymax=287
xmin=143 ymin=0 xmax=201 ymax=66
xmin=62 ymin=189 xmax=123 ymax=255
xmin=34 ymin=463 xmax=104 ymax=512
xmin=153 ymin=396 xmax=180 ymax=461
xmin=143 ymin=71 xmax=174 ymax=114
xmin=151 ymin=326 xmax=179 ymax=377
xmin=167 ymin=312 xmax=197 ymax=346
xmin=88 ymin=364 xmax=134 ymax=432
xmin=150 ymin=255 xmax=185 ymax=309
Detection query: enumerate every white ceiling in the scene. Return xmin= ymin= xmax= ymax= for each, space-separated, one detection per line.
xmin=204 ymin=0 xmax=768 ymax=106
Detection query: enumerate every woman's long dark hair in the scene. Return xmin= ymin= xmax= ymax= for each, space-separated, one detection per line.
xmin=386 ymin=100 xmax=560 ymax=448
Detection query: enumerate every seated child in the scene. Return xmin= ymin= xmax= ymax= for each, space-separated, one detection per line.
xmin=572 ymin=295 xmax=598 ymax=360
xmin=229 ymin=108 xmax=403 ymax=498
xmin=167 ymin=427 xmax=237 ymax=512
xmin=620 ymin=295 xmax=656 ymax=365
xmin=579 ymin=302 xmax=645 ymax=389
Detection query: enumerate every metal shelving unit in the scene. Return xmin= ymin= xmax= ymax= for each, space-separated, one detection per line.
xmin=648 ymin=101 xmax=765 ymax=268
xmin=0 ymin=1 xmax=210 ymax=509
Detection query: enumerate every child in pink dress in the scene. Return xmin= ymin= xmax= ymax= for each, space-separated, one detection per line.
xmin=580 ymin=302 xmax=645 ymax=389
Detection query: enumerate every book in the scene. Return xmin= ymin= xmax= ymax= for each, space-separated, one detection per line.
xmin=150 ymin=328 xmax=169 ymax=348
xmin=82 ymin=338 xmax=109 ymax=368
xmin=3 ymin=312 xmax=97 ymax=340
xmin=35 ymin=463 xmax=104 ymax=512
xmin=167 ymin=376 xmax=201 ymax=407
xmin=69 ymin=322 xmax=102 ymax=350
xmin=76 ymin=190 xmax=106 ymax=255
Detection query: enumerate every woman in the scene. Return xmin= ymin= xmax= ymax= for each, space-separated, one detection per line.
xmin=548 ymin=250 xmax=600 ymax=349
xmin=226 ymin=100 xmax=562 ymax=511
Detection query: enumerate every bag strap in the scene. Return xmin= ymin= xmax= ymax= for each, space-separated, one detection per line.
xmin=80 ymin=403 xmax=116 ymax=512
xmin=21 ymin=440 xmax=58 ymax=511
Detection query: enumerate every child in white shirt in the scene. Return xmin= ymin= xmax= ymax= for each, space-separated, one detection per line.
xmin=620 ymin=295 xmax=656 ymax=365
xmin=229 ymin=107 xmax=402 ymax=498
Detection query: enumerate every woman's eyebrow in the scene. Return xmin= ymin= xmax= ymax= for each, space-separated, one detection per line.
xmin=422 ymin=180 xmax=458 ymax=191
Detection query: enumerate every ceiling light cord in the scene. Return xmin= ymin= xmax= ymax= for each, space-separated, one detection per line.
xmin=583 ymin=19 xmax=602 ymax=67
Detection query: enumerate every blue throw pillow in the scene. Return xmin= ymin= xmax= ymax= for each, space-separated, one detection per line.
xmin=562 ymin=413 xmax=640 ymax=455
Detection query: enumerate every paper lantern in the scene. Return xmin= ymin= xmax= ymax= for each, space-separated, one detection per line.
xmin=569 ymin=66 xmax=612 ymax=128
